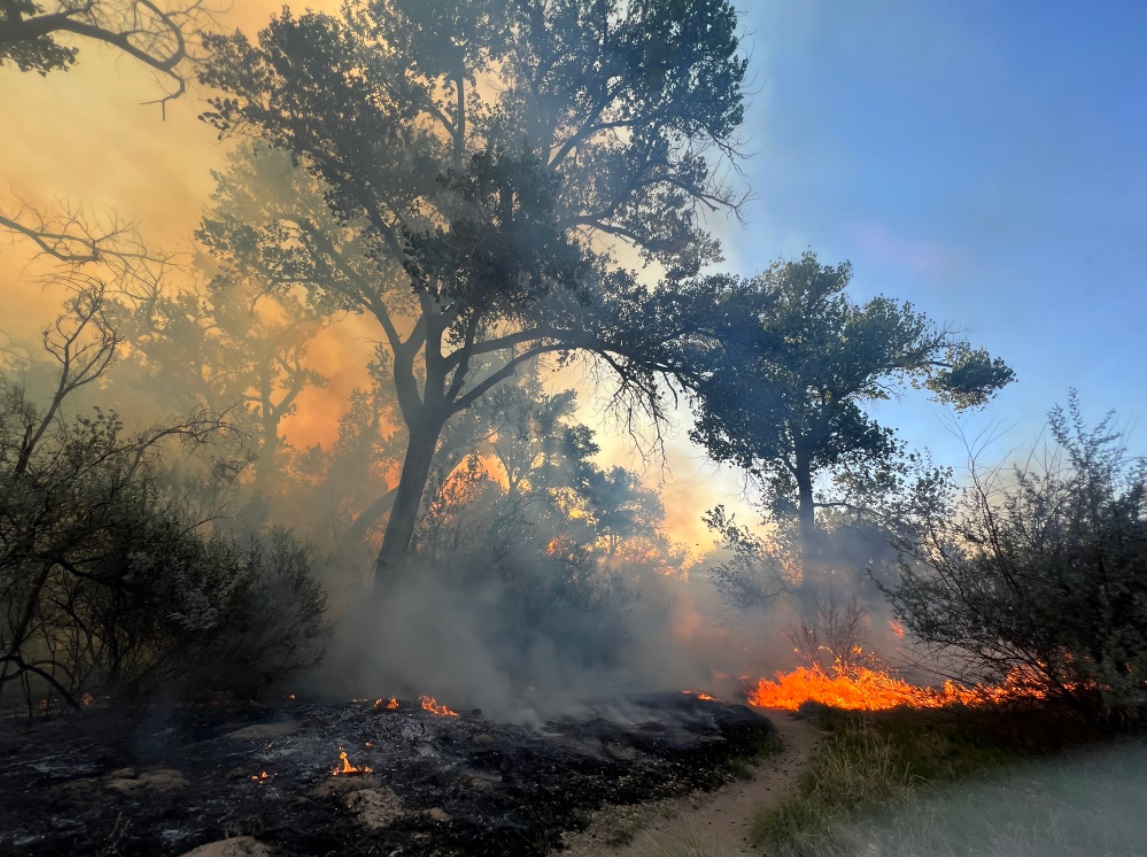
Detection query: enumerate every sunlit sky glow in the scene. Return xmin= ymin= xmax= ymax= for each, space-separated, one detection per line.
xmin=1 ymin=0 xmax=1143 ymax=548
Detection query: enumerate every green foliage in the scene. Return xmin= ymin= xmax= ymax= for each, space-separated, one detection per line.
xmin=687 ymin=252 xmax=1011 ymax=541
xmin=886 ymin=393 xmax=1147 ymax=716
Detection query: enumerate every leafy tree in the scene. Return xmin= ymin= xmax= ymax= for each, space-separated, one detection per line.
xmin=885 ymin=395 xmax=1147 ymax=716
xmin=197 ymin=0 xmax=748 ymax=581
xmin=688 ymin=252 xmax=1014 ymax=559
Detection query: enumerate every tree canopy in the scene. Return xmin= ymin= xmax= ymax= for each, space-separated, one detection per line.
xmin=197 ymin=0 xmax=749 ymax=578
xmin=688 ymin=252 xmax=1015 ymax=552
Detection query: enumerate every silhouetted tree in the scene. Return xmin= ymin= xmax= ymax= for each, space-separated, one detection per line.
xmin=689 ymin=252 xmax=1014 ymax=561
xmin=198 ymin=0 xmax=749 ymax=582
xmin=0 ymin=0 xmax=205 ymax=108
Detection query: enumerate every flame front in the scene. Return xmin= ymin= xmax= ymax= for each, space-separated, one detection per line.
xmin=373 ymin=697 xmax=399 ymax=710
xmin=747 ymin=660 xmax=1049 ymax=712
xmin=419 ymin=695 xmax=459 ymax=717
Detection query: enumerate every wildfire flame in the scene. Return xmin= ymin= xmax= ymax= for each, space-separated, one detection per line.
xmin=681 ymin=689 xmax=720 ymax=702
xmin=747 ymin=661 xmax=1049 ymax=712
xmin=373 ymin=697 xmax=399 ymax=710
xmin=250 ymin=771 xmax=270 ymax=782
xmin=332 ymin=750 xmax=372 ymax=776
xmin=419 ymin=695 xmax=459 ymax=717
xmin=889 ymin=620 xmax=906 ymax=639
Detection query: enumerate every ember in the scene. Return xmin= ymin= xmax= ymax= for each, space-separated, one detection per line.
xmin=332 ymin=750 xmax=372 ymax=776
xmin=250 ymin=771 xmax=270 ymax=782
xmin=419 ymin=695 xmax=459 ymax=717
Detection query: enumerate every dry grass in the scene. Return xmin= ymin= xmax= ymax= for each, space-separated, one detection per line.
xmin=749 ymin=702 xmax=1130 ymax=857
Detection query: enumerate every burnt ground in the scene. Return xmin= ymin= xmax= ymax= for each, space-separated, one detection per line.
xmin=0 ymin=693 xmax=776 ymax=856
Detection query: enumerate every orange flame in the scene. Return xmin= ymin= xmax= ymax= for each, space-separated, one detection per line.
xmin=373 ymin=697 xmax=399 ymax=710
xmin=747 ymin=662 xmax=1048 ymax=712
xmin=889 ymin=620 xmax=906 ymax=639
xmin=419 ymin=695 xmax=459 ymax=717
xmin=332 ymin=750 xmax=373 ymax=776
xmin=681 ymin=689 xmax=721 ymax=702
xmin=250 ymin=771 xmax=270 ymax=782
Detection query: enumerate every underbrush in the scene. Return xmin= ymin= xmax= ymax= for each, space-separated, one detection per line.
xmin=750 ymin=701 xmax=1119 ymax=856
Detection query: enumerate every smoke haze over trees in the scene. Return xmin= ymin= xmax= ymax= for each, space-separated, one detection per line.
xmin=0 ymin=0 xmax=1142 ymax=725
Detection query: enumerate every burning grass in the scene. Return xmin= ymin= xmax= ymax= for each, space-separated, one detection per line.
xmin=747 ymin=656 xmax=1050 ymax=712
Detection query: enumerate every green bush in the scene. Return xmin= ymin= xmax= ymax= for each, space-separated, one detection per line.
xmin=0 ymin=375 xmax=328 ymax=712
xmin=886 ymin=394 xmax=1147 ymax=717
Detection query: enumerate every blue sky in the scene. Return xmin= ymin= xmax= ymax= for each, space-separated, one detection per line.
xmin=716 ymin=0 xmax=1147 ymax=472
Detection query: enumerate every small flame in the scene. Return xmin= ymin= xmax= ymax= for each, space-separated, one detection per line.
xmin=681 ymin=689 xmax=720 ymax=702
xmin=250 ymin=771 xmax=269 ymax=782
xmin=289 ymin=693 xmax=296 ymax=700
xmin=80 ymin=692 xmax=93 ymax=707
xmin=419 ymin=695 xmax=459 ymax=717
xmin=332 ymin=750 xmax=372 ymax=776
xmin=889 ymin=620 xmax=906 ymax=639
xmin=374 ymin=697 xmax=399 ymax=711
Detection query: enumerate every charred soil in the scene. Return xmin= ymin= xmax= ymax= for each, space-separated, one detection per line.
xmin=0 ymin=693 xmax=774 ymax=856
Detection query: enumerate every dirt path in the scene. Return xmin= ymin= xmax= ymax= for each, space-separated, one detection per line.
xmin=562 ymin=710 xmax=822 ymax=856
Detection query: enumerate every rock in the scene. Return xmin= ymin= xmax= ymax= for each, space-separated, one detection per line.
xmin=310 ymin=774 xmax=376 ymax=799
xmin=223 ymin=722 xmax=301 ymax=741
xmin=106 ymin=769 xmax=189 ymax=794
xmin=344 ymin=787 xmax=406 ymax=830
xmin=424 ymin=807 xmax=451 ymax=823
xmin=177 ymin=836 xmax=272 ymax=857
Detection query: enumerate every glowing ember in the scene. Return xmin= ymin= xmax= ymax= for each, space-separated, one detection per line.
xmin=747 ymin=662 xmax=1049 ymax=712
xmin=250 ymin=771 xmax=270 ymax=782
xmin=419 ymin=695 xmax=459 ymax=717
xmin=332 ymin=750 xmax=372 ymax=776
xmin=374 ymin=697 xmax=399 ymax=710
xmin=681 ymin=689 xmax=721 ymax=702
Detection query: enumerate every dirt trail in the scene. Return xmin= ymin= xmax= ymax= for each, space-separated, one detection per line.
xmin=562 ymin=710 xmax=822 ymax=856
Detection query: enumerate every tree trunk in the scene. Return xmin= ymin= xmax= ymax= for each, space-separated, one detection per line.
xmin=372 ymin=414 xmax=444 ymax=588
xmin=794 ymin=454 xmax=819 ymax=621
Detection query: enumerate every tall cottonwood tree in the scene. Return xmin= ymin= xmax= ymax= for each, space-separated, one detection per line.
xmin=689 ymin=253 xmax=1015 ymax=558
xmin=198 ymin=0 xmax=748 ymax=581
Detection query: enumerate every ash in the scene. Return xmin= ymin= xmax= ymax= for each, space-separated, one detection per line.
xmin=0 ymin=693 xmax=773 ymax=856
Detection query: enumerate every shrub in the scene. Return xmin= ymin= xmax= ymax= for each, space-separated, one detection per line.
xmin=0 ymin=290 xmax=328 ymax=714
xmin=885 ymin=394 xmax=1147 ymax=717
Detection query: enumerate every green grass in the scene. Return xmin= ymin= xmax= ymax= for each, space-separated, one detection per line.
xmin=750 ymin=702 xmax=1111 ymax=857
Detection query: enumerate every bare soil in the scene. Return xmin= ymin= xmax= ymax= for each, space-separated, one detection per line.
xmin=561 ymin=710 xmax=823 ymax=856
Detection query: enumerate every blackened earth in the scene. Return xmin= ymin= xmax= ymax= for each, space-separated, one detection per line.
xmin=0 ymin=693 xmax=776 ymax=856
